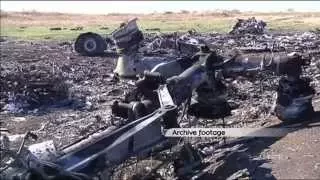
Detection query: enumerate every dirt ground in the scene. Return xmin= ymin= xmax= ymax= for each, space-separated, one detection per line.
xmin=269 ymin=115 xmax=320 ymax=179
xmin=0 ymin=31 xmax=320 ymax=179
xmin=0 ymin=38 xmax=132 ymax=147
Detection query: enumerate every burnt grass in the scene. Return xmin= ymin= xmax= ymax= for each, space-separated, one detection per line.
xmin=0 ymin=30 xmax=320 ymax=179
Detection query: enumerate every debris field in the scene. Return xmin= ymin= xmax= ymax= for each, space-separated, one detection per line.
xmin=1 ymin=18 xmax=320 ymax=179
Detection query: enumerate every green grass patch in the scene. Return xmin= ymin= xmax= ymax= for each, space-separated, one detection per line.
xmin=1 ymin=18 xmax=319 ymax=41
xmin=0 ymin=19 xmax=235 ymax=40
xmin=0 ymin=26 xmax=116 ymax=40
xmin=267 ymin=19 xmax=318 ymax=32
xmin=138 ymin=19 xmax=235 ymax=33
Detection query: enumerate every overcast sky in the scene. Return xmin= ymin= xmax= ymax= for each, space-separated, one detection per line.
xmin=1 ymin=1 xmax=319 ymax=14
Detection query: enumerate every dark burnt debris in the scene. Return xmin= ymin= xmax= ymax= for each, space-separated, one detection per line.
xmin=230 ymin=17 xmax=267 ymax=35
xmin=0 ymin=61 xmax=93 ymax=113
xmin=0 ymin=17 xmax=320 ymax=180
xmin=0 ymin=69 xmax=69 ymax=113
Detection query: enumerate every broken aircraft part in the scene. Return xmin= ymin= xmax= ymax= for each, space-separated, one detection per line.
xmin=173 ymin=143 xmax=203 ymax=178
xmin=112 ymin=18 xmax=201 ymax=78
xmin=116 ymin=45 xmax=316 ymax=123
xmin=74 ymin=32 xmax=109 ymax=56
xmin=275 ymin=77 xmax=315 ymax=122
xmin=1 ymin=105 xmax=179 ymax=180
xmin=230 ymin=17 xmax=267 ymax=35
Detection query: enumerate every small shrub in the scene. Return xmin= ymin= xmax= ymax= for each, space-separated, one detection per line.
xmin=180 ymin=10 xmax=190 ymax=14
xmin=164 ymin=11 xmax=173 ymax=15
xmin=287 ymin=8 xmax=295 ymax=12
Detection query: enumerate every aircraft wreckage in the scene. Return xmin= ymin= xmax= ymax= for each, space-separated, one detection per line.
xmin=0 ymin=18 xmax=318 ymax=180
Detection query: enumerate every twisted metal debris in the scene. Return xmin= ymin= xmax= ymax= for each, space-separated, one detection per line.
xmin=230 ymin=17 xmax=267 ymax=35
xmin=0 ymin=17 xmax=319 ymax=180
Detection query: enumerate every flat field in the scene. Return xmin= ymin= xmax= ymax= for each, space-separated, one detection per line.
xmin=1 ymin=11 xmax=320 ymax=40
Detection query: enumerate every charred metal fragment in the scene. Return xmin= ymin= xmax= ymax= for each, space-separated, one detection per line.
xmin=173 ymin=143 xmax=203 ymax=178
xmin=111 ymin=100 xmax=154 ymax=121
xmin=188 ymin=83 xmax=232 ymax=119
xmin=230 ymin=17 xmax=267 ymax=35
xmin=275 ymin=77 xmax=315 ymax=122
xmin=136 ymin=71 xmax=165 ymax=91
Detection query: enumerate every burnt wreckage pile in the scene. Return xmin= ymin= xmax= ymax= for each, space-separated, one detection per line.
xmin=1 ymin=17 xmax=319 ymax=180
xmin=0 ymin=66 xmax=70 ymax=113
xmin=230 ymin=17 xmax=267 ymax=35
xmin=111 ymin=18 xmax=316 ymax=123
